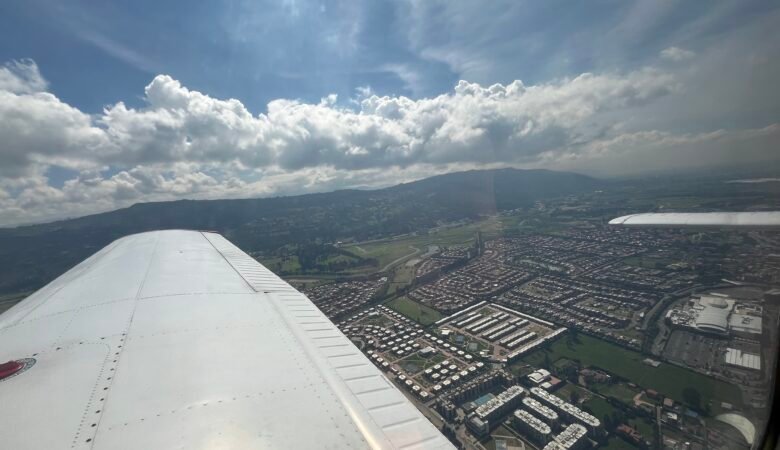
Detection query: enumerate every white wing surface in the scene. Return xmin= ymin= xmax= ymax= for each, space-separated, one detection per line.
xmin=609 ymin=212 xmax=780 ymax=228
xmin=0 ymin=230 xmax=453 ymax=450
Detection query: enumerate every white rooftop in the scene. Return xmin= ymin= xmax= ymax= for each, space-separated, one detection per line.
xmin=725 ymin=348 xmax=761 ymax=370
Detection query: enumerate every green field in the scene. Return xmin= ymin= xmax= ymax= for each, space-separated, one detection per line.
xmin=343 ymin=216 xmax=520 ymax=270
xmin=260 ymin=255 xmax=302 ymax=273
xmin=324 ymin=214 xmax=565 ymax=280
xmin=396 ymin=353 xmax=445 ymax=374
xmin=387 ymin=264 xmax=416 ymax=295
xmin=602 ymin=437 xmax=637 ymax=450
xmin=592 ymin=382 xmax=642 ymax=405
xmin=629 ymin=418 xmax=656 ymax=442
xmin=346 ymin=243 xmax=420 ymax=272
xmin=520 ymin=334 xmax=742 ymax=413
xmin=583 ymin=395 xmax=618 ymax=420
xmin=387 ymin=296 xmax=443 ymax=326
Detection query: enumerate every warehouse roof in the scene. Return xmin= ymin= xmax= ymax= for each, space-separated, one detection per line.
xmin=724 ymin=348 xmax=761 ymax=370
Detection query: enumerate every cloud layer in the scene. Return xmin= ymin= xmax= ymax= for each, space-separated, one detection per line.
xmin=0 ymin=58 xmax=778 ymax=226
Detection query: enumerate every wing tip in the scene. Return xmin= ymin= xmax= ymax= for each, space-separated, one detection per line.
xmin=608 ymin=214 xmax=634 ymax=226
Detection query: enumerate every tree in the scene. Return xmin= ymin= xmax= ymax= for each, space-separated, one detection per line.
xmin=603 ymin=414 xmax=613 ymax=430
xmin=561 ymin=364 xmax=578 ymax=383
xmin=542 ymin=352 xmax=551 ymax=369
xmin=610 ymin=411 xmax=624 ymax=428
xmin=682 ymin=387 xmax=701 ymax=410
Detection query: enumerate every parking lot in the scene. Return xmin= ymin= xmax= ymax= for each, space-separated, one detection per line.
xmin=663 ymin=330 xmax=726 ymax=371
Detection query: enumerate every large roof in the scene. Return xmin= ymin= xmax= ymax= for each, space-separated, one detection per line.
xmin=725 ymin=348 xmax=761 ymax=371
xmin=716 ymin=413 xmax=756 ymax=445
xmin=694 ymin=310 xmax=729 ymax=333
xmin=0 ymin=230 xmax=453 ymax=450
xmin=693 ymin=296 xmax=733 ymax=334
xmin=609 ymin=212 xmax=780 ymax=228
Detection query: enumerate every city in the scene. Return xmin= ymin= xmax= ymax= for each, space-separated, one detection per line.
xmin=1 ymin=1 xmax=780 ymax=448
xmin=297 ymin=194 xmax=779 ymax=450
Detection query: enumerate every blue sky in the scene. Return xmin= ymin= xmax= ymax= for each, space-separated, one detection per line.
xmin=0 ymin=0 xmax=779 ymax=225
xmin=3 ymin=0 xmax=774 ymax=115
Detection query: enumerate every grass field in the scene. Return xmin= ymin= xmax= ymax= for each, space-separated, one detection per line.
xmin=396 ymin=353 xmax=445 ymax=374
xmin=387 ymin=264 xmax=416 ymax=295
xmin=520 ymin=334 xmax=742 ymax=413
xmin=583 ymin=395 xmax=618 ymax=420
xmin=602 ymin=437 xmax=637 ymax=450
xmin=346 ymin=243 xmax=420 ymax=272
xmin=581 ymin=394 xmax=656 ymax=448
xmin=630 ymin=418 xmax=656 ymax=442
xmin=342 ymin=216 xmax=516 ymax=270
xmin=387 ymin=296 xmax=443 ymax=326
xmin=260 ymin=255 xmax=302 ymax=273
xmin=592 ymin=382 xmax=642 ymax=406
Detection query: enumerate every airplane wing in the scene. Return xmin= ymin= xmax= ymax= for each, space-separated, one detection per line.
xmin=609 ymin=211 xmax=780 ymax=228
xmin=0 ymin=230 xmax=453 ymax=450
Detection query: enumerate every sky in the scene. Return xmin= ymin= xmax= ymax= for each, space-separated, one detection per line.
xmin=0 ymin=0 xmax=779 ymax=226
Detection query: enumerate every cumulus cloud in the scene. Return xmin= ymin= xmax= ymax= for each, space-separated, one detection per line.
xmin=0 ymin=58 xmax=775 ymax=226
xmin=0 ymin=59 xmax=48 ymax=94
xmin=0 ymin=61 xmax=676 ymax=179
xmin=660 ymin=46 xmax=695 ymax=61
xmin=0 ymin=61 xmax=108 ymax=178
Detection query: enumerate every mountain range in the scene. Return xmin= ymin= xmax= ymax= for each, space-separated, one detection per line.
xmin=0 ymin=168 xmax=602 ymax=295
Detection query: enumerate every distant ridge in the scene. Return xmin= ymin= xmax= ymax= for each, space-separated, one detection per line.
xmin=0 ymin=168 xmax=602 ymax=294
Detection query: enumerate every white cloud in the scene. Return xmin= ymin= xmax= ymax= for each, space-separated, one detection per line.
xmin=0 ymin=59 xmax=48 ymax=94
xmin=0 ymin=58 xmax=775 ymax=227
xmin=660 ymin=46 xmax=695 ymax=61
xmin=0 ymin=61 xmax=108 ymax=178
